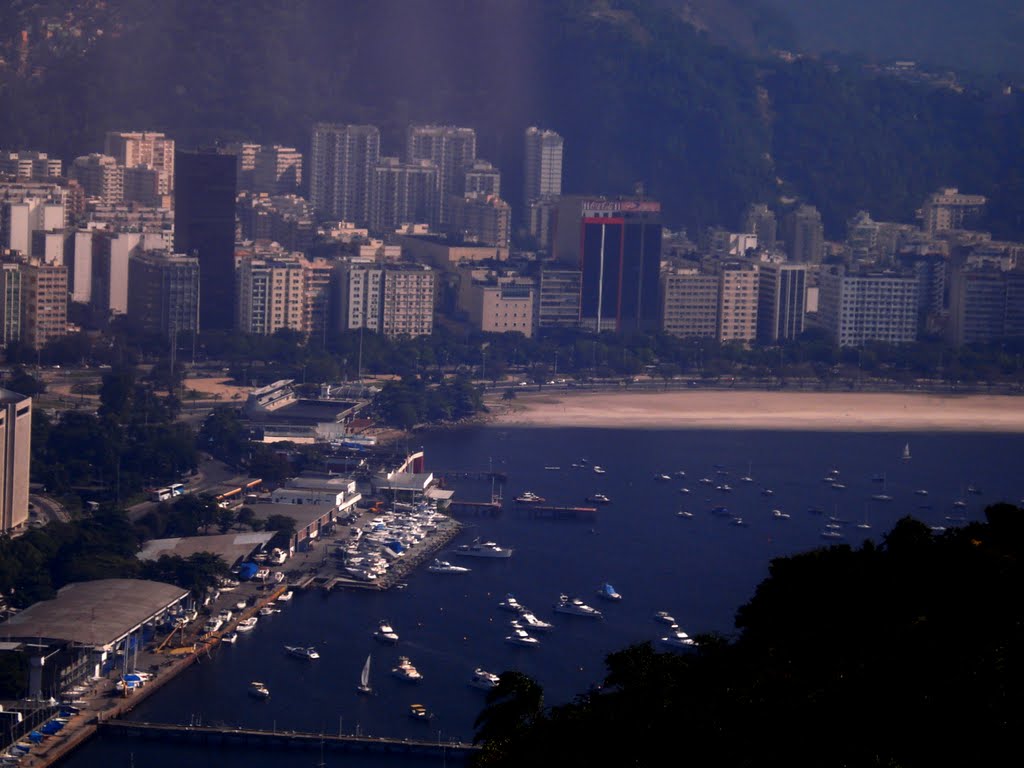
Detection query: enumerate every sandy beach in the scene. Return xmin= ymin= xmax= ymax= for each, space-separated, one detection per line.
xmin=489 ymin=390 xmax=1024 ymax=432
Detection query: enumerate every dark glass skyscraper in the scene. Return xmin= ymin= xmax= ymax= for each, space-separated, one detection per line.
xmin=174 ymin=150 xmax=237 ymax=331
xmin=555 ymin=197 xmax=662 ymax=333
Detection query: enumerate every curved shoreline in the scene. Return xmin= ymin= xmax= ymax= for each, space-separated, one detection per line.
xmin=485 ymin=390 xmax=1024 ymax=432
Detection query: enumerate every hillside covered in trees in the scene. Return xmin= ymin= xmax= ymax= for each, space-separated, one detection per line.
xmin=1 ymin=0 xmax=1022 ymax=238
xmin=471 ymin=505 xmax=1023 ymax=767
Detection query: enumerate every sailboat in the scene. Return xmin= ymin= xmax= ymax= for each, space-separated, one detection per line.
xmin=871 ymin=474 xmax=892 ymax=501
xmin=902 ymin=443 xmax=911 ymax=461
xmin=356 ymin=654 xmax=372 ymax=695
xmin=856 ymin=505 xmax=872 ymax=529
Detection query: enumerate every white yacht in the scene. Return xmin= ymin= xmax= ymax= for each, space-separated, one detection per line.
xmin=654 ymin=473 xmax=672 ymax=482
xmin=277 ymin=590 xmax=294 ymax=601
xmin=679 ymin=487 xmax=691 ymax=495
xmin=677 ymin=509 xmax=694 ymax=518
xmin=454 ymin=538 xmax=513 ymax=558
xmin=285 ymin=645 xmax=320 ymax=660
xmin=248 ymin=681 xmax=270 ymax=699
xmin=593 ymin=465 xmax=607 ymax=474
xmin=221 ymin=631 xmax=238 ymax=644
xmin=519 ymin=610 xmax=555 ymax=632
xmin=654 ymin=610 xmax=677 ymax=625
xmin=505 ymin=628 xmax=540 ymax=647
xmin=771 ymin=509 xmax=791 ymax=519
xmin=470 ymin=668 xmax=501 ymax=690
xmin=427 ymin=558 xmax=471 ymax=574
xmin=586 ymin=493 xmax=611 ymax=504
xmin=392 ymin=656 xmax=423 ymax=682
xmin=236 ymin=616 xmax=258 ymax=633
xmin=498 ymin=594 xmax=527 ymax=613
xmin=660 ymin=629 xmax=697 ymax=650
xmin=553 ymin=594 xmax=603 ymax=618
xmin=374 ymin=620 xmax=399 ymax=644
xmin=514 ymin=491 xmax=545 ymax=503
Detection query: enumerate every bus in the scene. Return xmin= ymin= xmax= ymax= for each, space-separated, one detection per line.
xmin=151 ymin=488 xmax=173 ymax=502
xmin=169 ymin=483 xmax=187 ymax=497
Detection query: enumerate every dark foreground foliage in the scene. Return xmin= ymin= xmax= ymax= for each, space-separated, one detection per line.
xmin=472 ymin=504 xmax=1023 ymax=767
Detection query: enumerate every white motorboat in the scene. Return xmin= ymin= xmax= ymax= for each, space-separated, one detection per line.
xmin=553 ymin=594 xmax=603 ymax=618
xmin=679 ymin=487 xmax=691 ymax=495
xmin=392 ymin=656 xmax=423 ymax=682
xmin=469 ymin=668 xmax=501 ymax=690
xmin=258 ymin=606 xmax=279 ymax=616
xmin=654 ymin=611 xmax=677 ymax=625
xmin=677 ymin=509 xmax=694 ymax=518
xmin=277 ymin=590 xmax=293 ymax=601
xmin=596 ymin=582 xmax=622 ymax=601
xmin=236 ymin=616 xmax=258 ymax=632
xmin=761 ymin=488 xmax=774 ymax=496
xmin=374 ymin=620 xmax=399 ymax=644
xmin=586 ymin=493 xmax=611 ymax=504
xmin=498 ymin=594 xmax=527 ymax=613
xmin=514 ymin=491 xmax=546 ymax=503
xmin=221 ymin=631 xmax=238 ymax=644
xmin=249 ymin=681 xmax=270 ymax=699
xmin=408 ymin=703 xmax=431 ymax=721
xmin=519 ymin=610 xmax=555 ymax=632
xmin=505 ymin=628 xmax=540 ymax=647
xmin=821 ymin=530 xmax=844 ymax=540
xmin=234 ymin=599 xmax=247 ymax=611
xmin=772 ymin=509 xmax=791 ymax=519
xmin=285 ymin=645 xmax=320 ymax=660
xmin=914 ymin=489 xmax=929 ymax=496
xmin=729 ymin=516 xmax=749 ymax=527
xmin=427 ymin=558 xmax=471 ymax=574
xmin=654 ymin=473 xmax=671 ymax=482
xmin=357 ymin=654 xmax=372 ymax=695
xmin=202 ymin=617 xmax=223 ymax=634
xmin=660 ymin=629 xmax=697 ymax=650
xmin=454 ymin=538 xmax=513 ymax=558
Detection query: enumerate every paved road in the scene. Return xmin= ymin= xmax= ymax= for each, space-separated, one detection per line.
xmin=29 ymin=493 xmax=69 ymax=524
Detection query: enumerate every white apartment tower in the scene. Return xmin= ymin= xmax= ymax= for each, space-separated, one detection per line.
xmin=71 ymin=154 xmax=124 ymax=205
xmin=103 ymin=131 xmax=175 ymax=202
xmin=407 ymin=124 xmax=477 ymax=226
xmin=236 ymin=254 xmax=306 ymax=336
xmin=920 ymin=187 xmax=986 ymax=235
xmin=818 ymin=267 xmax=919 ymax=347
xmin=523 ymin=127 xmax=563 ymax=210
xmin=310 ymin=123 xmax=381 ymax=225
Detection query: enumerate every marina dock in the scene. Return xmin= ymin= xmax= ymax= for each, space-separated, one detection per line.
xmin=96 ymin=720 xmax=479 ymax=758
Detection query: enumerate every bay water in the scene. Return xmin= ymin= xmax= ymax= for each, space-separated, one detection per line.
xmin=58 ymin=427 xmax=1024 ymax=766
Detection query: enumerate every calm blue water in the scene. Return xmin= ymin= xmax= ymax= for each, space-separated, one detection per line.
xmin=57 ymin=428 xmax=1024 ymax=767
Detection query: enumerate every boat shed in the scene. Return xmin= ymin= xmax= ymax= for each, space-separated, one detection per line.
xmin=0 ymin=579 xmax=190 ymax=695
xmin=247 ymin=500 xmax=345 ymax=553
xmin=136 ymin=532 xmax=275 ymax=567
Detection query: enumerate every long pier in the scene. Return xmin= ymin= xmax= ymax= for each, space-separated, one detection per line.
xmin=96 ymin=720 xmax=479 ymax=758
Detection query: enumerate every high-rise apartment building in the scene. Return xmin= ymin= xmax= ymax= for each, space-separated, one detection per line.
xmin=553 ymin=196 xmax=662 ymax=333
xmin=537 ymin=268 xmax=581 ymax=329
xmin=782 ymin=204 xmax=824 ymax=263
xmin=235 ymin=253 xmax=305 ymax=336
xmin=103 ymin=131 xmax=175 ymax=201
xmin=0 ymin=260 xmax=22 ymax=346
xmin=449 ymin=194 xmax=511 ymax=247
xmin=0 ymin=387 xmax=31 ymax=534
xmin=310 ymin=123 xmax=380 ymax=224
xmin=407 ymin=124 xmax=476 ymax=226
xmin=757 ymin=262 xmax=807 ymax=343
xmin=381 ymin=265 xmax=434 ymax=338
xmin=0 ymin=151 xmax=62 ymax=180
xmin=174 ymin=149 xmax=237 ymax=330
xmin=718 ymin=262 xmax=760 ymax=344
xmin=337 ymin=260 xmax=434 ymax=338
xmin=947 ymin=267 xmax=1024 ymax=346
xmin=71 ymin=154 xmax=124 ymax=204
xmin=523 ymin=127 xmax=563 ymax=210
xmin=1 ymin=185 xmax=66 ymax=258
xmin=459 ymin=159 xmax=501 ymax=198
xmin=921 ymin=187 xmax=986 ymax=235
xmin=127 ymin=250 xmax=200 ymax=341
xmin=253 ymin=145 xmax=303 ymax=196
xmin=370 ymin=158 xmax=437 ymax=232
xmin=818 ymin=267 xmax=919 ymax=347
xmin=661 ymin=269 xmax=720 ymax=340
xmin=20 ymin=256 xmax=68 ymax=350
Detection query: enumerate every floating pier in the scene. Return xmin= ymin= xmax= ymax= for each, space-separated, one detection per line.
xmin=97 ymin=720 xmax=478 ymax=758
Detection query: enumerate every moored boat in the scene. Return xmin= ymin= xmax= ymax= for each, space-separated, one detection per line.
xmin=454 ymin=537 xmax=513 ymax=558
xmin=470 ymin=668 xmax=501 ymax=690
xmin=427 ymin=558 xmax=471 ymax=574
xmin=285 ymin=645 xmax=319 ymax=660
xmin=392 ymin=656 xmax=423 ymax=682
xmin=249 ymin=681 xmax=270 ymax=699
xmin=374 ymin=620 xmax=399 ymax=644
xmin=553 ymin=594 xmax=603 ymax=618
xmin=596 ymin=582 xmax=622 ymax=601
